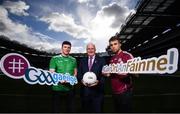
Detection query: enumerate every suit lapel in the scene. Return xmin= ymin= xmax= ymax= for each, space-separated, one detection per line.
xmin=85 ymin=57 xmax=89 ymax=71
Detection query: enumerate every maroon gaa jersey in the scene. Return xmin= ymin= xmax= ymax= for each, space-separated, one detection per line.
xmin=110 ymin=51 xmax=134 ymax=94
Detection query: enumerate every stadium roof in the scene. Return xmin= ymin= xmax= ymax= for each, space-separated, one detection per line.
xmin=117 ymin=0 xmax=180 ymax=57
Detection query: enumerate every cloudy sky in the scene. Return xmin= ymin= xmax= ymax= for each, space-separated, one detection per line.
xmin=0 ymin=0 xmax=138 ymax=53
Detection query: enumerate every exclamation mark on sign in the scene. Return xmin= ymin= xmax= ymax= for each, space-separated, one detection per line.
xmin=168 ymin=48 xmax=179 ymax=74
xmin=168 ymin=51 xmax=174 ymax=70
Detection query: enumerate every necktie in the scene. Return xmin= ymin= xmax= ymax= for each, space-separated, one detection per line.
xmin=88 ymin=56 xmax=93 ymax=71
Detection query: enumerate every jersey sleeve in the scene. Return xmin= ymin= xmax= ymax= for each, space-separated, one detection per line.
xmin=74 ymin=58 xmax=77 ymax=69
xmin=124 ymin=51 xmax=134 ymax=62
xmin=127 ymin=53 xmax=134 ymax=60
xmin=49 ymin=57 xmax=56 ymax=70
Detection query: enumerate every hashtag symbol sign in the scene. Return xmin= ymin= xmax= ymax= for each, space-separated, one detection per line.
xmin=8 ymin=59 xmax=25 ymax=73
xmin=0 ymin=53 xmax=30 ymax=79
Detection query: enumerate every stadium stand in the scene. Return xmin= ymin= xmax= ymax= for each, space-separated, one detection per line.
xmin=0 ymin=0 xmax=180 ymax=112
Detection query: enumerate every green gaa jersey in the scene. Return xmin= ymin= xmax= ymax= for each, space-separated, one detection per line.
xmin=49 ymin=55 xmax=77 ymax=91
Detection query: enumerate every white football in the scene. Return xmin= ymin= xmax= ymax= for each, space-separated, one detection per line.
xmin=82 ymin=72 xmax=97 ymax=84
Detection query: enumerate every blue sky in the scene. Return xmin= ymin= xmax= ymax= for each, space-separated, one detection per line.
xmin=0 ymin=0 xmax=138 ymax=53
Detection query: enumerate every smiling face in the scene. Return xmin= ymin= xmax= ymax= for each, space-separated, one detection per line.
xmin=61 ymin=44 xmax=71 ymax=56
xmin=86 ymin=43 xmax=96 ymax=57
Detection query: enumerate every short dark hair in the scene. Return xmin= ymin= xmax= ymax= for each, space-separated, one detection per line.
xmin=62 ymin=41 xmax=71 ymax=47
xmin=109 ymin=36 xmax=121 ymax=43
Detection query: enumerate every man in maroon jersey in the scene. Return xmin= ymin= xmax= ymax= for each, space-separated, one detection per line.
xmin=105 ymin=36 xmax=138 ymax=112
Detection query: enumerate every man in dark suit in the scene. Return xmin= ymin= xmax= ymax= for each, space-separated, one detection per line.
xmin=77 ymin=43 xmax=106 ymax=112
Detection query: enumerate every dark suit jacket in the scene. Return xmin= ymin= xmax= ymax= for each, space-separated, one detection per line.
xmin=77 ymin=55 xmax=106 ymax=96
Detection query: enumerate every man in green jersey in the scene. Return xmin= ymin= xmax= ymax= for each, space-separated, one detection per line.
xmin=49 ymin=41 xmax=77 ymax=112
